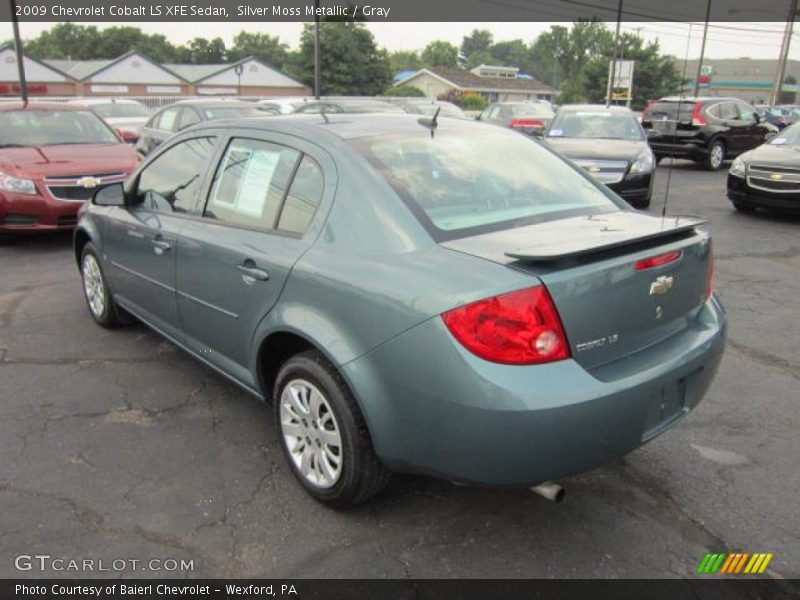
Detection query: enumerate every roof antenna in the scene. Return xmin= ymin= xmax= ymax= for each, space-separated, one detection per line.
xmin=418 ymin=107 xmax=440 ymax=138
xmin=320 ymin=106 xmax=329 ymax=124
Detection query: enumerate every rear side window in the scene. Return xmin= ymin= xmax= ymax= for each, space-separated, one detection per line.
xmin=351 ymin=129 xmax=618 ymax=241
xmin=178 ymin=108 xmax=201 ymax=131
xmin=277 ymin=156 xmax=324 ymax=235
xmin=718 ymin=102 xmax=738 ymax=120
xmin=205 ymin=138 xmax=300 ymax=230
xmin=134 ymin=137 xmax=217 ymax=214
xmin=157 ymin=107 xmax=180 ymax=132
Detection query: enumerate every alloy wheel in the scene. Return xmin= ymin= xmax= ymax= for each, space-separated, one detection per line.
xmin=82 ymin=254 xmax=106 ymax=318
xmin=710 ymin=144 xmax=724 ymax=169
xmin=279 ymin=378 xmax=343 ymax=489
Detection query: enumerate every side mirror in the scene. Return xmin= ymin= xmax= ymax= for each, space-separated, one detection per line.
xmin=114 ymin=128 xmax=138 ymax=143
xmin=92 ymin=182 xmax=126 ymax=207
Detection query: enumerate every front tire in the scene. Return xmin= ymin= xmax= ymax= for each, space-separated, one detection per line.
xmin=704 ymin=140 xmax=725 ymax=171
xmin=275 ymin=350 xmax=391 ymax=507
xmin=80 ymin=243 xmax=122 ymax=328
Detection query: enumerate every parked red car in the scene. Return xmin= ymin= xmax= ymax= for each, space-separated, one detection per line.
xmin=0 ymin=102 xmax=139 ymax=236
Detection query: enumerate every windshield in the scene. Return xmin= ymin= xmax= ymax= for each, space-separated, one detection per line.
xmin=769 ymin=122 xmax=800 ymax=146
xmin=547 ymin=111 xmax=643 ymax=140
xmin=92 ymin=103 xmax=150 ymax=119
xmin=351 ymin=129 xmax=619 ymax=240
xmin=203 ymin=107 xmax=263 ymax=120
xmin=343 ymin=103 xmax=406 ymax=114
xmin=416 ymin=103 xmax=465 ymax=118
xmin=0 ymin=109 xmax=120 ymax=146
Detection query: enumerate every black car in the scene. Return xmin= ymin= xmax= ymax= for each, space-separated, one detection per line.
xmin=641 ymin=96 xmax=777 ymax=171
xmin=293 ymin=99 xmax=406 ymax=115
xmin=477 ymin=101 xmax=555 ymax=137
xmin=727 ymin=122 xmax=800 ymax=213
xmin=135 ymin=100 xmax=264 ymax=156
xmin=543 ymin=105 xmax=655 ymax=208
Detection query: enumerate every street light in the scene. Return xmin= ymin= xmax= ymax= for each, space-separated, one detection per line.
xmin=234 ymin=63 xmax=244 ymax=97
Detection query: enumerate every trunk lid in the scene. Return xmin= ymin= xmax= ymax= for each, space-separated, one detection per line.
xmin=442 ymin=211 xmax=712 ymax=369
xmin=643 ymin=101 xmax=700 ymax=143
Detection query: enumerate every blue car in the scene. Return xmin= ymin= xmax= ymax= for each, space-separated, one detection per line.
xmin=75 ymin=114 xmax=726 ymax=506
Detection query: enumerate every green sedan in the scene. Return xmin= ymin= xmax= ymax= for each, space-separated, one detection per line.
xmin=74 ymin=114 xmax=726 ymax=507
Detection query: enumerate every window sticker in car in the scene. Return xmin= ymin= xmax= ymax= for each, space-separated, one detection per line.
xmin=236 ymin=149 xmax=281 ymax=217
xmin=549 ymin=129 xmax=564 ymax=137
xmin=771 ymin=137 xmax=788 ymax=145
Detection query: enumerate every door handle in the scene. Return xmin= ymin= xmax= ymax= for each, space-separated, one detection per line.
xmin=237 ymin=262 xmax=269 ymax=282
xmin=152 ymin=238 xmax=171 ymax=255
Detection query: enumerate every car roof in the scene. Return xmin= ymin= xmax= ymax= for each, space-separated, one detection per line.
xmin=67 ymin=98 xmax=144 ymax=105
xmin=0 ymin=102 xmax=94 ymax=112
xmin=557 ymin=104 xmax=633 ymax=114
xmin=187 ymin=113 xmax=497 ymax=141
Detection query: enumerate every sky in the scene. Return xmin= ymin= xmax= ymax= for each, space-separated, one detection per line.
xmin=3 ymin=21 xmax=799 ymax=62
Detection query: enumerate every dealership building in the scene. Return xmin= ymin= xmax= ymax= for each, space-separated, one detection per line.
xmin=0 ymin=45 xmax=311 ymax=98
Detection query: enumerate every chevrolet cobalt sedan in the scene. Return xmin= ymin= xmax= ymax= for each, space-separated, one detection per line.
xmin=74 ymin=115 xmax=726 ymax=507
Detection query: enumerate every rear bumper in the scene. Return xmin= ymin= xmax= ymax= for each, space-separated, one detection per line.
xmin=727 ymin=173 xmax=800 ymax=211
xmin=650 ymin=141 xmax=708 ymax=161
xmin=344 ymin=297 xmax=727 ymax=486
xmin=0 ymin=190 xmax=83 ymax=233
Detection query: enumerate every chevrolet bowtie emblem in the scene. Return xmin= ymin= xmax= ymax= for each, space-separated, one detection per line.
xmin=770 ymin=173 xmax=783 ymax=180
xmin=588 ymin=166 xmax=601 ymax=173
xmin=649 ymin=275 xmax=674 ymax=296
xmin=77 ymin=176 xmax=101 ymax=189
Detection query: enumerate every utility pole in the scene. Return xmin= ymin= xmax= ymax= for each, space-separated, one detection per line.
xmin=606 ymin=0 xmax=623 ymax=107
xmin=693 ymin=0 xmax=712 ymax=98
xmin=770 ymin=0 xmax=798 ymax=105
xmin=314 ymin=0 xmax=321 ymax=99
xmin=10 ymin=0 xmax=28 ymax=105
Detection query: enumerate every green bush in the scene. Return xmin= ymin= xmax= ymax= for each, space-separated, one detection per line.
xmin=383 ymin=85 xmax=426 ymax=97
xmin=457 ymin=94 xmax=488 ymax=111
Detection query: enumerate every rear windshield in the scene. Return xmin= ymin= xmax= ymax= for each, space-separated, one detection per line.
xmin=505 ymin=103 xmax=554 ymax=118
xmin=341 ymin=103 xmax=406 ymax=114
xmin=415 ymin=103 xmax=465 ymax=118
xmin=203 ymin=106 xmax=263 ymax=120
xmin=547 ymin=111 xmax=643 ymax=140
xmin=351 ymin=129 xmax=619 ymax=241
xmin=0 ymin=109 xmax=120 ymax=147
xmin=92 ymin=103 xmax=151 ymax=118
xmin=646 ymin=102 xmax=696 ymax=120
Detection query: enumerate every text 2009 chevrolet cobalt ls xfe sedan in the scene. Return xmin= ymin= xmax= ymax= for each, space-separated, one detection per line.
xmin=74 ymin=114 xmax=726 ymax=507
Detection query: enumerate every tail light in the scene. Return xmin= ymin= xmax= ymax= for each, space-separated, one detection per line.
xmin=510 ymin=118 xmax=544 ymax=129
xmin=441 ymin=285 xmax=570 ymax=365
xmin=635 ymin=251 xmax=682 ymax=270
xmin=705 ymin=240 xmax=714 ymax=300
xmin=691 ymin=102 xmax=707 ymax=127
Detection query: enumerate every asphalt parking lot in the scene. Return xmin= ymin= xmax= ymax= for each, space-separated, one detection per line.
xmin=1 ymin=160 xmax=799 ymax=580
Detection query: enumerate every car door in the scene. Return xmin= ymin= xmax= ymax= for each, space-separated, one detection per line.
xmin=103 ymin=136 xmax=219 ymax=339
xmin=175 ymin=133 xmax=332 ymax=386
xmin=735 ymin=101 xmax=767 ymax=150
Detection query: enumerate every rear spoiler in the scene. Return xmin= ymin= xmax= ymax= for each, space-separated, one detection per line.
xmin=505 ymin=213 xmax=705 ymax=262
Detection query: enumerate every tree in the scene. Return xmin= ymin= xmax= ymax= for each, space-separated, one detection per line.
xmin=179 ymin=37 xmax=226 ymax=64
xmin=95 ymin=27 xmax=180 ymax=63
xmin=460 ymin=29 xmax=493 ymax=65
xmin=389 ymin=50 xmax=422 ymax=73
xmin=287 ymin=21 xmax=392 ymax=95
xmin=780 ymin=75 xmax=797 ymax=104
xmin=421 ymin=41 xmax=459 ymax=69
xmin=227 ymin=32 xmax=289 ymax=69
xmin=24 ymin=23 xmax=101 ymax=60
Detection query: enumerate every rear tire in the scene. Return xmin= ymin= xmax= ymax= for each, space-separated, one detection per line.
xmin=275 ymin=350 xmax=391 ymax=508
xmin=80 ymin=243 xmax=122 ymax=328
xmin=704 ymin=140 xmax=725 ymax=171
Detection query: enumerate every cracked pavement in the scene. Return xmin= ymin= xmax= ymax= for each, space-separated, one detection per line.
xmin=0 ymin=161 xmax=798 ymax=579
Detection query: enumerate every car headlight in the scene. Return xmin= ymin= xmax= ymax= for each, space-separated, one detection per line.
xmin=629 ymin=152 xmax=655 ymax=174
xmin=729 ymin=156 xmax=746 ymax=178
xmin=0 ymin=171 xmax=37 ymax=195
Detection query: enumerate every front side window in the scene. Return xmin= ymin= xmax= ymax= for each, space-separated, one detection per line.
xmin=157 ymin=107 xmax=181 ymax=132
xmin=205 ymin=139 xmax=300 ymax=229
xmin=351 ymin=129 xmax=619 ymax=241
xmin=134 ymin=137 xmax=217 ymax=214
xmin=0 ymin=110 xmax=119 ymax=147
xmin=178 ymin=108 xmax=201 ymax=130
